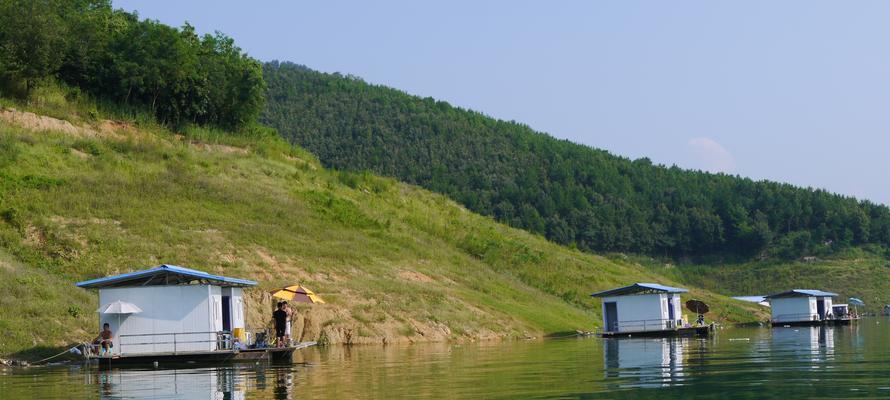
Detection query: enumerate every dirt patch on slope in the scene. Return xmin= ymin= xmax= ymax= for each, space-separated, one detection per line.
xmin=0 ymin=108 xmax=87 ymax=136
xmin=196 ymin=143 xmax=248 ymax=155
xmin=397 ymin=270 xmax=435 ymax=283
xmin=0 ymin=108 xmax=145 ymax=142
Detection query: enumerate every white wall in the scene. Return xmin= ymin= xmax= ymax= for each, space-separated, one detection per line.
xmin=770 ymin=297 xmax=818 ymax=323
xmin=99 ymin=285 xmax=216 ymax=355
xmin=231 ymin=287 xmax=245 ymax=330
xmin=823 ymin=297 xmax=834 ymax=317
xmin=602 ymin=293 xmax=683 ymax=332
xmin=210 ymin=286 xmax=222 ymax=334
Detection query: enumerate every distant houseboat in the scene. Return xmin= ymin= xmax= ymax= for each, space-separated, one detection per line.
xmin=76 ymin=264 xmax=316 ymax=366
xmin=830 ymin=303 xmax=860 ymax=323
xmin=591 ymin=283 xmax=713 ymax=338
xmin=765 ymin=289 xmax=848 ymax=326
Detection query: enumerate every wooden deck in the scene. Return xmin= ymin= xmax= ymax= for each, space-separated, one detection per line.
xmin=600 ymin=324 xmax=713 ymax=338
xmin=90 ymin=341 xmax=317 ymax=367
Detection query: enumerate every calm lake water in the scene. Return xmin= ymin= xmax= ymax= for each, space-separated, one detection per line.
xmin=3 ymin=320 xmax=890 ymax=399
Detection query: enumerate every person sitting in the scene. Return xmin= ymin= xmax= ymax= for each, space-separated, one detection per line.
xmin=696 ymin=314 xmax=705 ymax=326
xmin=233 ymin=337 xmax=248 ymax=351
xmin=273 ymin=302 xmax=288 ymax=348
xmin=93 ymin=323 xmax=113 ymax=356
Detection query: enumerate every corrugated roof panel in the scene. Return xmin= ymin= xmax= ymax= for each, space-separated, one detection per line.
xmin=764 ymin=289 xmax=838 ymax=299
xmin=75 ymin=264 xmax=258 ymax=289
xmin=591 ymin=282 xmax=687 ymax=297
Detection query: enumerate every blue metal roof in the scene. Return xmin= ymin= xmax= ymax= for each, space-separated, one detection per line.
xmin=764 ymin=289 xmax=838 ymax=299
xmin=591 ymin=283 xmax=687 ymax=298
xmin=732 ymin=296 xmax=770 ymax=306
xmin=75 ymin=264 xmax=258 ymax=289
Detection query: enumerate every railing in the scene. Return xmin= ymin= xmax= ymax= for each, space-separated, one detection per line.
xmin=771 ymin=313 xmax=820 ymax=323
xmin=604 ymin=318 xmax=681 ymax=333
xmin=117 ymin=331 xmax=233 ymax=355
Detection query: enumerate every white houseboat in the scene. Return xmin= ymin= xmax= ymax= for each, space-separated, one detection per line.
xmin=765 ymin=289 xmax=842 ymax=326
xmin=591 ymin=283 xmax=712 ymax=338
xmin=76 ymin=264 xmax=315 ymax=366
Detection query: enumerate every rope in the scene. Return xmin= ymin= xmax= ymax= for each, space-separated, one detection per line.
xmin=31 ymin=348 xmax=74 ymax=365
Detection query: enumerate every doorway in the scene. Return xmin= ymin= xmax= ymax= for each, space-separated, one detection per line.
xmin=604 ymin=302 xmax=618 ymax=332
xmin=222 ymin=295 xmax=231 ymax=332
xmin=816 ymin=298 xmax=825 ymax=320
xmin=667 ymin=295 xmax=675 ymax=325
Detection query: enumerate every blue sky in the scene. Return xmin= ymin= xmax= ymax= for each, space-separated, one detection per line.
xmin=114 ymin=1 xmax=890 ymax=205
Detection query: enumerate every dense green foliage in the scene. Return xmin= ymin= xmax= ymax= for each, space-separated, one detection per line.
xmin=0 ymin=0 xmax=264 ymax=129
xmin=262 ymin=61 xmax=890 ymax=260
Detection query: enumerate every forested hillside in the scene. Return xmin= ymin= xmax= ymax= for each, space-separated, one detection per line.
xmin=0 ymin=0 xmax=264 ymax=129
xmin=262 ymin=61 xmax=890 ymax=261
xmin=0 ymin=1 xmax=766 ymax=359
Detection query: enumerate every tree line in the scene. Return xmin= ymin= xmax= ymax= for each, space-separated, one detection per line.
xmin=261 ymin=61 xmax=890 ymax=261
xmin=0 ymin=0 xmax=264 ymax=129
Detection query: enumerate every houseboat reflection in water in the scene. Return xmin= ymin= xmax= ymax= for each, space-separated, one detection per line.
xmin=88 ymin=364 xmax=298 ymax=400
xmin=603 ymin=338 xmax=687 ymax=388
xmin=771 ymin=325 xmax=835 ymax=363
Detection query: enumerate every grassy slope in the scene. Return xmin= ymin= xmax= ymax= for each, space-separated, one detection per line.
xmin=0 ymin=91 xmax=763 ymax=359
xmin=645 ymin=248 xmax=890 ymax=312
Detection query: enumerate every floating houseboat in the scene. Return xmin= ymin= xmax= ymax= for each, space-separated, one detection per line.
xmin=765 ymin=289 xmax=848 ymax=326
xmin=76 ymin=264 xmax=316 ymax=366
xmin=591 ymin=283 xmax=713 ymax=338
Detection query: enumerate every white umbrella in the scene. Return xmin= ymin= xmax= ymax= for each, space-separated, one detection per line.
xmin=96 ymin=301 xmax=142 ymax=354
xmin=97 ymin=300 xmax=143 ymax=314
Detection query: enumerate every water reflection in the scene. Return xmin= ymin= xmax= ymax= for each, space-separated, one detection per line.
xmin=82 ymin=363 xmax=299 ymax=400
xmin=771 ymin=326 xmax=835 ymax=363
xmin=603 ymin=337 xmax=688 ymax=388
xmin=6 ymin=321 xmax=890 ymax=399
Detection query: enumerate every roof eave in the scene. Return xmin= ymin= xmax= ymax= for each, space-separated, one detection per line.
xmin=75 ymin=264 xmax=258 ymax=289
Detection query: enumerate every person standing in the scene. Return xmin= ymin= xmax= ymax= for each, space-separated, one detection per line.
xmin=283 ymin=302 xmax=293 ymax=347
xmin=272 ymin=302 xmax=288 ymax=347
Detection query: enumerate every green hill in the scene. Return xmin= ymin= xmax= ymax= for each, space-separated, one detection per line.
xmin=648 ymin=247 xmax=890 ymax=310
xmin=0 ymin=91 xmax=764 ymax=359
xmin=261 ymin=61 xmax=890 ymax=262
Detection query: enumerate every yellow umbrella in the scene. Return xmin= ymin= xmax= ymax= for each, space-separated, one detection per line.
xmin=270 ymin=285 xmax=325 ymax=304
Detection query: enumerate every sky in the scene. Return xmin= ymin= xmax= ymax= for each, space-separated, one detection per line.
xmin=114 ymin=1 xmax=890 ymax=205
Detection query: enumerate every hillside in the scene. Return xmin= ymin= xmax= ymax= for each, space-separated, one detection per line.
xmin=0 ymin=92 xmax=764 ymax=359
xmin=261 ymin=61 xmax=890 ymax=262
xmin=650 ymin=247 xmax=890 ymax=310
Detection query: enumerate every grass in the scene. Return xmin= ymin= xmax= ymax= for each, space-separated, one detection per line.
xmin=645 ymin=247 xmax=890 ymax=313
xmin=0 ymin=85 xmax=765 ymax=359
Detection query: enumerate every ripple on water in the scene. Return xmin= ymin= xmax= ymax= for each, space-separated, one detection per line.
xmin=2 ymin=321 xmax=890 ymax=399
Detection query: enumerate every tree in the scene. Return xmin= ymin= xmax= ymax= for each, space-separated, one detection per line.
xmin=0 ymin=0 xmax=68 ymax=94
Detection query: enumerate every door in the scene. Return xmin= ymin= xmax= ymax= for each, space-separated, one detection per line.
xmin=604 ymin=302 xmax=618 ymax=332
xmin=816 ymin=298 xmax=825 ymax=320
xmin=667 ymin=295 xmax=676 ymax=325
xmin=221 ymin=295 xmax=231 ymax=332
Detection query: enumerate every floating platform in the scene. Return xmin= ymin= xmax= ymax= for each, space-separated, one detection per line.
xmin=89 ymin=342 xmax=317 ymax=368
xmin=600 ymin=324 xmax=713 ymax=338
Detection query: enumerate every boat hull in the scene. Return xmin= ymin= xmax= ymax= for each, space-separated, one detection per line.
xmin=90 ymin=342 xmax=316 ymax=368
xmin=770 ymin=318 xmax=858 ymax=327
xmin=600 ymin=325 xmax=713 ymax=338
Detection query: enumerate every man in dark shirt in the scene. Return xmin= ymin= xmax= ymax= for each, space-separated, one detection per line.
xmin=273 ymin=302 xmax=288 ymax=347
